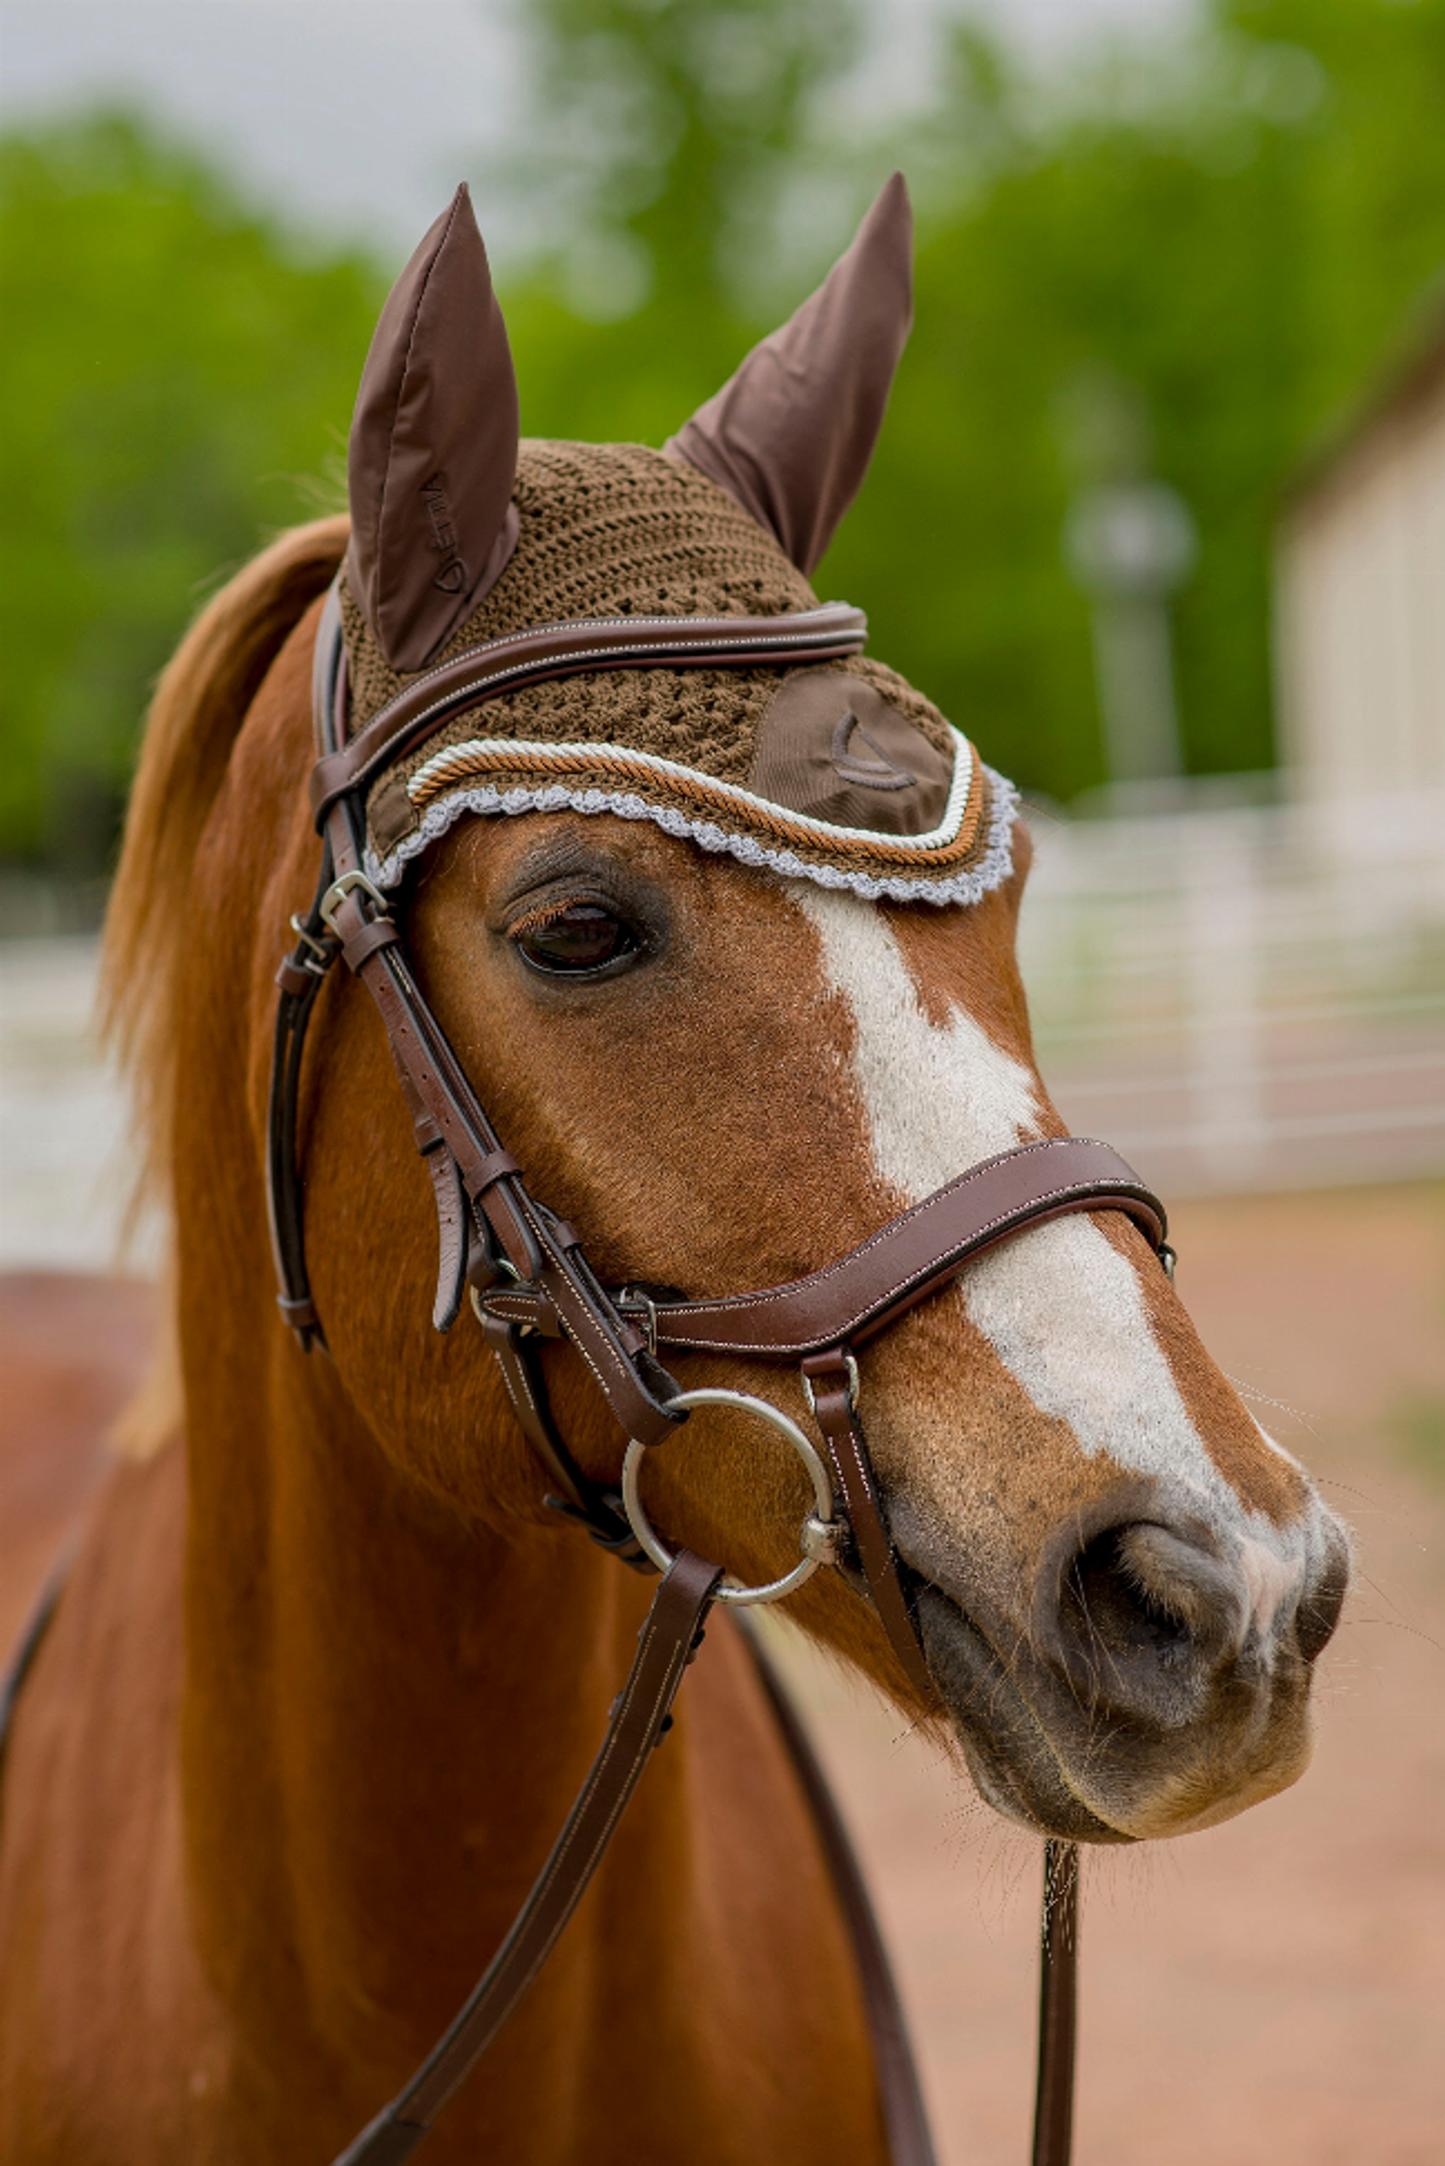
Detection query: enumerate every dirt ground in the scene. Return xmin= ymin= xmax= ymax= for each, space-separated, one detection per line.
xmin=772 ymin=1182 xmax=1445 ymax=2166
xmin=3 ymin=1182 xmax=1442 ymax=2164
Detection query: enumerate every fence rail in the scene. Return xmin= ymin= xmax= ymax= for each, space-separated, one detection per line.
xmin=1019 ymin=788 xmax=1445 ymax=1196
xmin=3 ymin=789 xmax=1442 ymax=1267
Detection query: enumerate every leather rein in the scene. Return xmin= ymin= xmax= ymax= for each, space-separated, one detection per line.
xmin=266 ymin=584 xmax=1172 ymax=2166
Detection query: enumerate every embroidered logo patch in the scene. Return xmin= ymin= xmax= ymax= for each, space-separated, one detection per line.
xmin=421 ymin=473 xmax=469 ymax=595
xmin=829 ymin=710 xmax=917 ymax=791
xmin=749 ymin=672 xmax=953 ymax=837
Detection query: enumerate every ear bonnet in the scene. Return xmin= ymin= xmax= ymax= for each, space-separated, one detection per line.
xmin=334 ymin=177 xmax=1018 ymax=906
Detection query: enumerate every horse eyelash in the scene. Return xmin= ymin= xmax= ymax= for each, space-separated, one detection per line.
xmin=507 ymin=896 xmax=607 ymax=941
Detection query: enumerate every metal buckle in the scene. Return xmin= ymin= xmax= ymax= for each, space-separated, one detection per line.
xmin=800 ymin=1349 xmax=860 ymax=1422
xmin=287 ymin=913 xmax=335 ymax=976
xmin=319 ymin=869 xmax=391 ymax=935
xmin=619 ymin=1286 xmax=660 ymax=1359
xmin=620 ymin=1387 xmax=843 ymax=1607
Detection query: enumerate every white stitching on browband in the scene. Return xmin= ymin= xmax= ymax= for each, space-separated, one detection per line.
xmin=355 ymin=609 xmax=867 ymax=759
xmin=367 ymin=601 xmax=863 ymax=691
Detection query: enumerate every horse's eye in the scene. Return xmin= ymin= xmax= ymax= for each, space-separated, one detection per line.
xmin=512 ymin=903 xmax=639 ymax=975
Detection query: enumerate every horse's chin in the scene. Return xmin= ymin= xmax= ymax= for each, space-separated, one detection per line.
xmin=914 ymin=1582 xmax=1315 ymax=1844
xmin=914 ymin=1584 xmax=1136 ymax=1842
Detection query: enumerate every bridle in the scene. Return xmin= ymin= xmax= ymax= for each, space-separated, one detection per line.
xmin=267 ymin=583 xmax=1173 ymax=2166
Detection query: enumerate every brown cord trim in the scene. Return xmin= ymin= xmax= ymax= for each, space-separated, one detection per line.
xmin=406 ymin=740 xmax=986 ymax=870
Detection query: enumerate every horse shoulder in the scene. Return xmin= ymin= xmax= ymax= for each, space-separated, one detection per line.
xmin=586 ymin=1611 xmax=891 ymax=2164
xmin=0 ymin=1439 xmax=221 ymax=2161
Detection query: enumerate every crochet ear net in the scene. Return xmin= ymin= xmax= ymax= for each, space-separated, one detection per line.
xmin=344 ymin=184 xmax=520 ymax=674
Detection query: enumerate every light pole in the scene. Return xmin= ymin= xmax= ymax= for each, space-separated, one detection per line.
xmin=1064 ymin=477 xmax=1197 ymax=786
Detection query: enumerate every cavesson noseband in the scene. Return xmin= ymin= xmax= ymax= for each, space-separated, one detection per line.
xmin=266 ymin=584 xmax=1172 ymax=2166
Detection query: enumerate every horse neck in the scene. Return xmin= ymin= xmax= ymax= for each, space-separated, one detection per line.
xmin=176 ymin=1284 xmax=643 ymax=2067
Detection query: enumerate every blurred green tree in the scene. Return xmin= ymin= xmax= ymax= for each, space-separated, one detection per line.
xmin=500 ymin=0 xmax=865 ymax=443
xmin=10 ymin=1 xmax=1445 ymax=870
xmin=505 ymin=0 xmax=1445 ymax=801
xmin=0 ymin=113 xmax=380 ymax=867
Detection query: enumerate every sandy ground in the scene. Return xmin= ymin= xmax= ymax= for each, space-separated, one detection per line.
xmin=2 ymin=1182 xmax=1442 ymax=2163
xmin=768 ymin=1182 xmax=1445 ymax=2165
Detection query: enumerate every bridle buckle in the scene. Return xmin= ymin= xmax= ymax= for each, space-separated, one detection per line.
xmin=319 ymin=868 xmax=391 ymax=934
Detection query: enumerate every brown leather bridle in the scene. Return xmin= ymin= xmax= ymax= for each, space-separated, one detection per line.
xmin=267 ymin=585 xmax=1172 ymax=2166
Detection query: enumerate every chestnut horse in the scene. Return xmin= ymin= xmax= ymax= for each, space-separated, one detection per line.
xmin=0 ymin=185 xmax=1348 ymax=2164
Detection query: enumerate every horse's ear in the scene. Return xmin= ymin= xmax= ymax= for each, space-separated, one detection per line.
xmin=664 ymin=173 xmax=912 ymax=576
xmin=344 ymin=184 xmax=520 ymax=673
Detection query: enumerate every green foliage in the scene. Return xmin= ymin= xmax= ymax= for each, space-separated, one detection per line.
xmin=0 ymin=113 xmax=380 ymax=865
xmin=11 ymin=3 xmax=1445 ymax=864
xmin=498 ymin=0 xmax=865 ymax=470
xmin=500 ymin=0 xmax=861 ymax=316
xmin=506 ymin=0 xmax=1445 ymax=802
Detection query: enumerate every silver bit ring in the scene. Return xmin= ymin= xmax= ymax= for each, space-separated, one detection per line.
xmin=621 ymin=1387 xmax=841 ymax=1606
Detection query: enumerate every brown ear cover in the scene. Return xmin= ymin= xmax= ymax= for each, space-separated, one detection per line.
xmin=664 ymin=173 xmax=913 ymax=575
xmin=344 ymin=184 xmax=520 ymax=674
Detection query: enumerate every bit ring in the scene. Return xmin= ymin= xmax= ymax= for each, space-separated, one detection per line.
xmin=621 ymin=1387 xmax=841 ymax=1607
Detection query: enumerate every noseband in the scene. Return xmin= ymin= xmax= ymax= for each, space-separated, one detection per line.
xmin=267 ymin=584 xmax=1171 ymax=2166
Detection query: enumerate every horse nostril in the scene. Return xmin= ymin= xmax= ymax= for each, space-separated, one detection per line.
xmin=1061 ymin=1525 xmax=1212 ymax=1674
xmin=1294 ymin=1528 xmax=1350 ymax=1663
xmin=1045 ymin=1518 xmax=1250 ymax=1723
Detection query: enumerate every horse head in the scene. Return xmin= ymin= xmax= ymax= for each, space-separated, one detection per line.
xmin=163 ymin=177 xmax=1349 ymax=1855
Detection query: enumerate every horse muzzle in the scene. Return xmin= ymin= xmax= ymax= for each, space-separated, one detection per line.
xmin=909 ymin=1487 xmax=1351 ymax=1843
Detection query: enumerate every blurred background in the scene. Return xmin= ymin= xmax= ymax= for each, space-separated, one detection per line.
xmin=1 ymin=4 xmax=1442 ymax=2162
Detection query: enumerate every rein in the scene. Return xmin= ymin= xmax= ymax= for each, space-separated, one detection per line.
xmin=264 ymin=583 xmax=1172 ymax=2165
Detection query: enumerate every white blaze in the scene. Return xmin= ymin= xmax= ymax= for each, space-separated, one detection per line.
xmin=793 ymin=886 xmax=1280 ymax=1538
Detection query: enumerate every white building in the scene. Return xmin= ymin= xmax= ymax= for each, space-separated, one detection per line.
xmin=1276 ymin=297 xmax=1445 ymax=801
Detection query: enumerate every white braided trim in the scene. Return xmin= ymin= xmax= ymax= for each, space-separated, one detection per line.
xmin=367 ymin=764 xmax=1021 ymax=907
xmin=407 ymin=724 xmax=976 ymax=854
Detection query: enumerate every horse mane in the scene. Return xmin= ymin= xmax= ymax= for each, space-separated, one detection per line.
xmin=99 ymin=517 xmax=347 ymax=1459
xmin=101 ymin=515 xmax=349 ymax=1209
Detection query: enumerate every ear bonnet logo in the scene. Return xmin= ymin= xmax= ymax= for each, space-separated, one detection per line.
xmin=830 ymin=712 xmax=917 ymax=791
xmin=421 ymin=474 xmax=469 ymax=595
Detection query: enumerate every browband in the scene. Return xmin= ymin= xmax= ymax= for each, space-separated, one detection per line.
xmin=310 ymin=600 xmax=869 ymax=821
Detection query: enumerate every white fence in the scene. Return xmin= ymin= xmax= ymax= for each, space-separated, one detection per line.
xmin=2 ymin=790 xmax=1442 ymax=1267
xmin=0 ymin=935 xmax=139 ymax=1270
xmin=1019 ymin=789 xmax=1445 ymax=1197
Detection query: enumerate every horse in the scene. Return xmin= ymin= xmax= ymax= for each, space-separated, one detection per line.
xmin=0 ymin=175 xmax=1349 ymax=2164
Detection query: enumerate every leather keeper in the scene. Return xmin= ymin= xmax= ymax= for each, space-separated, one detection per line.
xmin=802 ymin=1348 xmax=934 ymax=1705
xmin=342 ymin=917 xmax=402 ymax=973
xmin=470 ymin=1148 xmax=522 ymax=1195
xmin=309 ymin=750 xmax=355 ymax=827
xmin=275 ymin=955 xmax=323 ymax=998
